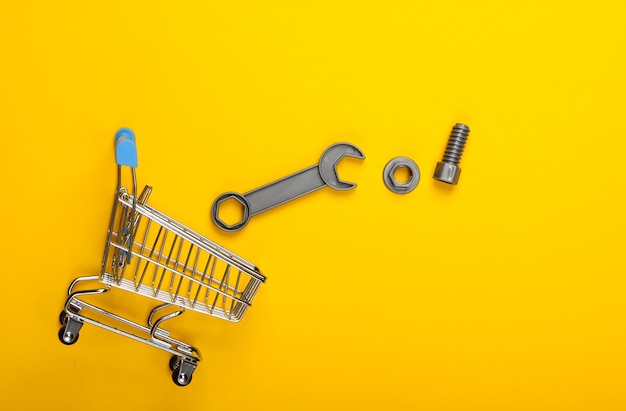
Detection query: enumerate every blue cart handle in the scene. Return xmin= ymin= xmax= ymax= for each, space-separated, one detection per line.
xmin=114 ymin=128 xmax=138 ymax=167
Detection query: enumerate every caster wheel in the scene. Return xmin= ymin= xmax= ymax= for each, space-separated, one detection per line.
xmin=172 ymin=367 xmax=193 ymax=387
xmin=169 ymin=355 xmax=179 ymax=371
xmin=59 ymin=311 xmax=67 ymax=325
xmin=58 ymin=327 xmax=79 ymax=345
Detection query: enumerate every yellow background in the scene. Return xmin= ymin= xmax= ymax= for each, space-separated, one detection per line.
xmin=1 ymin=1 xmax=625 ymax=409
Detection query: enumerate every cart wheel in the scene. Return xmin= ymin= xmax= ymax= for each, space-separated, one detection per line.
xmin=172 ymin=367 xmax=193 ymax=387
xmin=58 ymin=327 xmax=79 ymax=345
xmin=169 ymin=355 xmax=179 ymax=371
xmin=59 ymin=311 xmax=67 ymax=325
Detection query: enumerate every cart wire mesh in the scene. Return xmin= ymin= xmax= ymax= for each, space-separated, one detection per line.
xmin=59 ymin=129 xmax=267 ymax=386
xmin=104 ymin=186 xmax=266 ymax=323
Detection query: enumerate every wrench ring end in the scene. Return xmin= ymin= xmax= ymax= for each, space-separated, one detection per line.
xmin=211 ymin=192 xmax=251 ymax=232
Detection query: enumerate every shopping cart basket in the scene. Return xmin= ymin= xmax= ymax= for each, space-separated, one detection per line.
xmin=58 ymin=128 xmax=266 ymax=386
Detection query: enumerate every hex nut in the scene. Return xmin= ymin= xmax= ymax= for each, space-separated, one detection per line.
xmin=383 ymin=157 xmax=420 ymax=194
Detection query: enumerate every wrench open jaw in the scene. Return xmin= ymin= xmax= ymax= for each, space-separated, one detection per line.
xmin=212 ymin=142 xmax=365 ymax=232
xmin=319 ymin=143 xmax=366 ymax=190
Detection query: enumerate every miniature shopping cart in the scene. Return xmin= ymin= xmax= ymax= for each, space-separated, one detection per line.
xmin=58 ymin=128 xmax=266 ymax=386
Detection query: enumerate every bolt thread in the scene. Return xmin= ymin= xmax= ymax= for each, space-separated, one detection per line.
xmin=442 ymin=123 xmax=470 ymax=165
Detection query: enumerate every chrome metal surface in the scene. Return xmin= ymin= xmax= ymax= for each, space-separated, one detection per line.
xmin=105 ymin=188 xmax=265 ymax=321
xmin=59 ymin=137 xmax=266 ymax=385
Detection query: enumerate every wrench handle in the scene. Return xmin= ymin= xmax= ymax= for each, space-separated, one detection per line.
xmin=211 ymin=165 xmax=327 ymax=232
xmin=244 ymin=165 xmax=326 ymax=216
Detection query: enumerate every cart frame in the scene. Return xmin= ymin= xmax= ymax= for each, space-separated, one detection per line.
xmin=58 ymin=129 xmax=266 ymax=386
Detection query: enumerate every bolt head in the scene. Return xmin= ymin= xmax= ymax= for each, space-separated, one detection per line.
xmin=433 ymin=162 xmax=461 ymax=185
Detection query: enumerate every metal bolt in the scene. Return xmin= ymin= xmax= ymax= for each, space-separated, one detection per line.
xmin=433 ymin=123 xmax=470 ymax=185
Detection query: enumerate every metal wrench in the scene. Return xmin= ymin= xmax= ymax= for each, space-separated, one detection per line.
xmin=211 ymin=142 xmax=365 ymax=232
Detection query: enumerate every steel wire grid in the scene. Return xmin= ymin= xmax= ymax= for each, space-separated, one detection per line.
xmin=105 ymin=185 xmax=265 ymax=322
xmin=58 ymin=129 xmax=266 ymax=386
